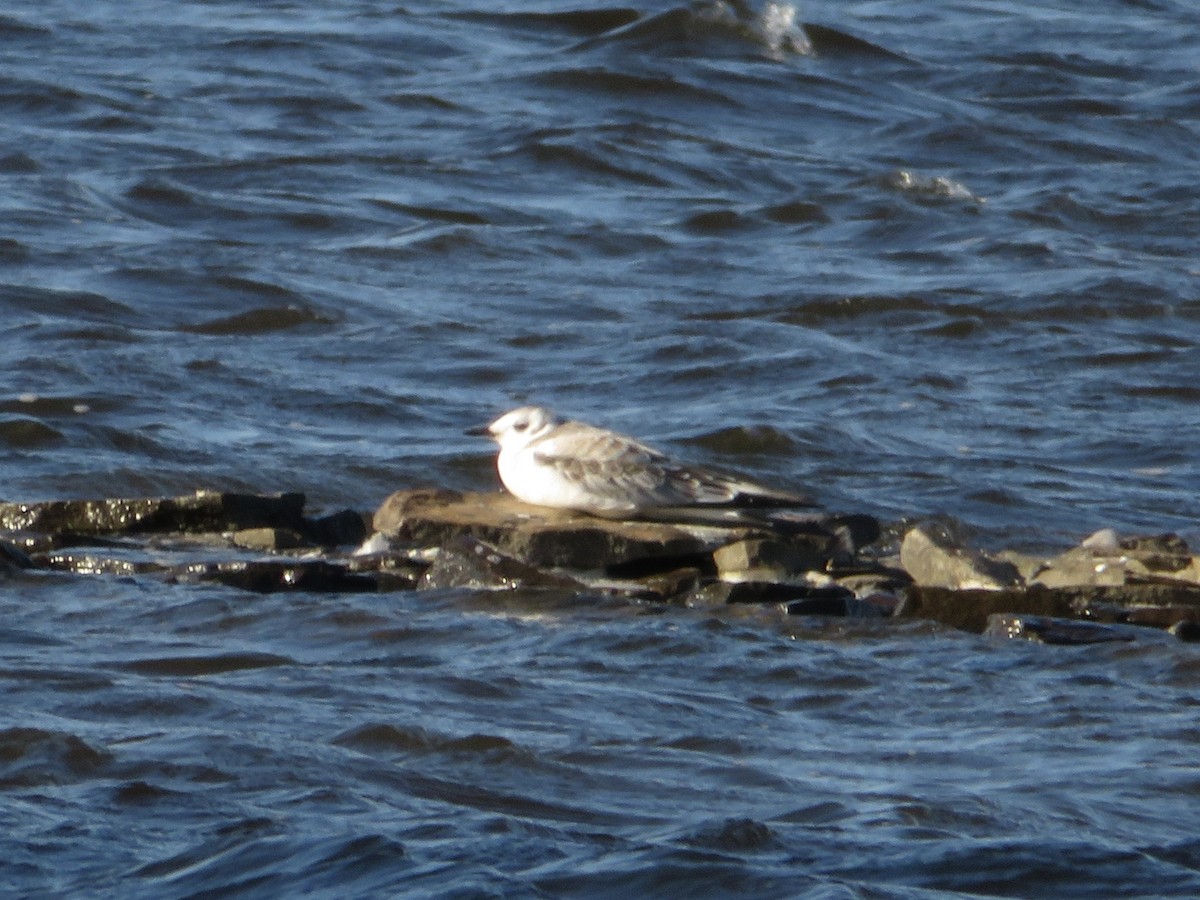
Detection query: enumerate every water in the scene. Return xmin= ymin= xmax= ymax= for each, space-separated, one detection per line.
xmin=2 ymin=1 xmax=1199 ymax=895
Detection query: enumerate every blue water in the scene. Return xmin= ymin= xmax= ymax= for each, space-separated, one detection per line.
xmin=2 ymin=1 xmax=1199 ymax=896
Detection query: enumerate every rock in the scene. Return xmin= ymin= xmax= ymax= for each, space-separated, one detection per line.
xmin=0 ymin=539 xmax=34 ymax=574
xmin=346 ymin=549 xmax=428 ymax=590
xmin=0 ymin=490 xmax=308 ymax=537
xmin=695 ymin=580 xmax=851 ymax=606
xmin=824 ymin=514 xmax=883 ymax=556
xmin=1080 ymin=528 xmax=1121 ymax=553
xmin=896 ymin=585 xmax=1076 ymax=632
xmin=604 ymin=566 xmax=700 ymax=602
xmin=1030 ymin=547 xmax=1131 ymax=588
xmin=832 ymin=565 xmax=913 ymax=598
xmin=899 ymin=525 xmax=1022 ymax=590
xmin=1169 ymin=621 xmax=1200 ymax=642
xmin=306 ymin=508 xmax=369 ymax=547
xmin=787 ymin=591 xmax=886 ymax=617
xmin=419 ymin=535 xmax=585 ymax=592
xmin=1118 ymin=532 xmax=1191 ymax=572
xmin=1124 ymin=605 xmax=1200 ymax=629
xmin=38 ymin=552 xmax=145 ymax=577
xmin=374 ymin=489 xmax=751 ymax=572
xmin=230 ymin=527 xmax=312 ymax=552
xmin=713 ymin=536 xmax=830 ymax=582
xmin=1074 ymin=598 xmax=1200 ymax=631
xmin=993 ymin=550 xmax=1046 ymax=583
xmin=984 ymin=614 xmax=1135 ymax=645
xmin=372 ymin=489 xmax=465 ymax=534
xmin=899 ymin=581 xmax=1200 ymax=633
xmin=174 ymin=560 xmax=378 ymax=594
xmin=1066 ymin=582 xmax=1200 ymax=612
xmin=1030 ymin=531 xmax=1195 ymax=588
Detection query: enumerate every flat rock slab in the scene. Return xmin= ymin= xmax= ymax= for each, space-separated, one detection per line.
xmin=373 ymin=489 xmax=764 ymax=571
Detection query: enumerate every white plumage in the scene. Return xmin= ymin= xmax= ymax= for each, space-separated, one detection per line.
xmin=468 ymin=405 xmax=816 ymax=521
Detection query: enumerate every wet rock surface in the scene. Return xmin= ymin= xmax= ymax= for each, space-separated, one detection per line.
xmin=984 ymin=614 xmax=1137 ymax=645
xmin=4 ymin=488 xmax=1199 ymax=646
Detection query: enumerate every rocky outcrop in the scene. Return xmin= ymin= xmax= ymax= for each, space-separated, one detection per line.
xmin=372 ymin=488 xmax=867 ymax=576
xmin=5 ymin=485 xmax=1199 ymax=645
xmin=895 ymin=526 xmax=1200 ymax=639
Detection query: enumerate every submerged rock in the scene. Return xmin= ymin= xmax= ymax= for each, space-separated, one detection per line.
xmin=174 ymin=560 xmax=378 ymax=594
xmin=0 ymin=539 xmax=33 ymax=574
xmin=984 ymin=613 xmax=1136 ymax=645
xmin=1169 ymin=621 xmax=1200 ymax=642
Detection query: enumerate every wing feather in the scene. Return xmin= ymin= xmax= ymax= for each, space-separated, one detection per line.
xmin=530 ymin=420 xmax=816 ymax=514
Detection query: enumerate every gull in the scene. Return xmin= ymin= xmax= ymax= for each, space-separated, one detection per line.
xmin=466 ymin=405 xmax=819 ymax=525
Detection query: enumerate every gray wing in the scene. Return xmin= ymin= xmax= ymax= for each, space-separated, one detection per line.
xmin=532 ymin=422 xmax=816 ymax=514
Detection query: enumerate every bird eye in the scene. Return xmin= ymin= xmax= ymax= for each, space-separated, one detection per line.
xmin=514 ymin=422 xmax=528 ymax=432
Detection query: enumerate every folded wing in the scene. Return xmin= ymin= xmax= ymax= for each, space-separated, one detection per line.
xmin=531 ymin=421 xmax=816 ymax=516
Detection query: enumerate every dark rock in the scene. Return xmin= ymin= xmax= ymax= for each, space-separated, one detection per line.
xmin=624 ymin=567 xmax=703 ymax=602
xmin=419 ymin=535 xmax=585 ymax=592
xmin=1067 ymin=583 xmax=1200 ymax=611
xmin=825 ymin=513 xmax=883 ymax=554
xmin=346 ymin=552 xmax=427 ymax=591
xmin=0 ymin=490 xmax=308 ymax=537
xmin=0 ymin=539 xmax=34 ymax=573
xmin=174 ymin=560 xmax=377 ymax=594
xmin=984 ymin=614 xmax=1135 ymax=645
xmin=856 ymin=592 xmax=904 ymax=617
xmin=374 ymin=489 xmax=757 ymax=571
xmin=897 ymin=585 xmax=1077 ymax=633
xmin=697 ymin=580 xmax=851 ymax=606
xmin=1169 ymin=621 xmax=1200 ymax=642
xmin=0 ymin=727 xmax=111 ymax=787
xmin=1075 ymin=600 xmax=1200 ymax=630
xmin=900 ymin=582 xmax=1200 ymax=633
xmin=1125 ymin=605 xmax=1200 ymax=628
xmin=305 ymin=508 xmax=369 ymax=547
xmin=899 ymin=525 xmax=1022 ymax=590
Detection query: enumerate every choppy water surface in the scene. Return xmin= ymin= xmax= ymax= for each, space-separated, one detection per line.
xmin=2 ymin=1 xmax=1199 ymax=896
